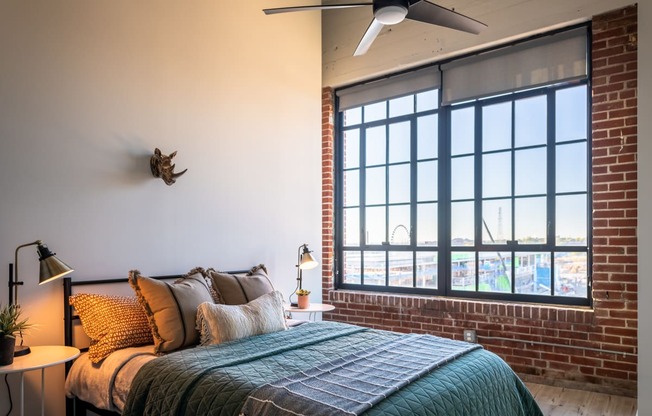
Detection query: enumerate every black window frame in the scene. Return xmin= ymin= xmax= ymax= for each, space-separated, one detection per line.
xmin=333 ymin=29 xmax=592 ymax=307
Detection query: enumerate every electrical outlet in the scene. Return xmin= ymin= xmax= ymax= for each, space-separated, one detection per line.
xmin=463 ymin=329 xmax=477 ymax=343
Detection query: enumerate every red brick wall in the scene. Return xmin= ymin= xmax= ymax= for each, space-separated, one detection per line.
xmin=321 ymin=5 xmax=638 ymax=396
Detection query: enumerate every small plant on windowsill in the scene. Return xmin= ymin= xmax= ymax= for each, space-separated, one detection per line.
xmin=295 ymin=289 xmax=311 ymax=296
xmin=0 ymin=304 xmax=31 ymax=365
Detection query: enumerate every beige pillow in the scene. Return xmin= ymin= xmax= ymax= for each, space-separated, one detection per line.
xmin=129 ymin=268 xmax=214 ymax=354
xmin=196 ymin=290 xmax=287 ymax=345
xmin=207 ymin=264 xmax=274 ymax=305
xmin=70 ymin=293 xmax=153 ymax=363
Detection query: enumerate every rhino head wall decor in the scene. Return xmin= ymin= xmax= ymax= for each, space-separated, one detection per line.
xmin=150 ymin=148 xmax=188 ymax=186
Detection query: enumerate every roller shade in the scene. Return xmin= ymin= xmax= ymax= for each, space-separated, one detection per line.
xmin=441 ymin=27 xmax=588 ymax=105
xmin=337 ymin=67 xmax=440 ymax=111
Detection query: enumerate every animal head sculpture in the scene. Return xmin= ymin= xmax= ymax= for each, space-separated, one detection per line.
xmin=150 ymin=148 xmax=188 ymax=186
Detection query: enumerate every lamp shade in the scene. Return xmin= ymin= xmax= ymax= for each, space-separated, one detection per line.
xmin=299 ymin=251 xmax=318 ymax=270
xmin=37 ymin=244 xmax=73 ymax=285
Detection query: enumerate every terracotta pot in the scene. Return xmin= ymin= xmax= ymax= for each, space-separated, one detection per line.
xmin=0 ymin=336 xmax=16 ymax=366
xmin=297 ymin=295 xmax=310 ymax=309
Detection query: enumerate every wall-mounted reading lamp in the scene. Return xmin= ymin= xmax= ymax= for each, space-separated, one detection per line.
xmin=8 ymin=240 xmax=73 ymax=356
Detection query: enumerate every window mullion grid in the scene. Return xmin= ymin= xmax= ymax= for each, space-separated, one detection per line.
xmin=384 ymin=103 xmax=390 ymax=287
xmin=360 ymin=111 xmax=367 ymax=286
xmin=510 ymin=100 xmax=516 ymax=294
xmin=474 ymin=102 xmax=482 ymax=292
xmin=547 ymin=89 xmax=556 ymax=296
xmin=410 ymin=106 xmax=418 ymax=288
xmin=440 ymin=104 xmax=451 ymax=295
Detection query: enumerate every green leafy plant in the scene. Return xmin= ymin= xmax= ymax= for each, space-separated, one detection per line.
xmin=295 ymin=289 xmax=311 ymax=296
xmin=0 ymin=304 xmax=31 ymax=339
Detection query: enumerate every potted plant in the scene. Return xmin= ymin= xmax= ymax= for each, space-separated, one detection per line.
xmin=0 ymin=304 xmax=31 ymax=366
xmin=296 ymin=289 xmax=311 ymax=309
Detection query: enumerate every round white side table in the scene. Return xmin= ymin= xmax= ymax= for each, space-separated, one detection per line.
xmin=284 ymin=303 xmax=336 ymax=321
xmin=0 ymin=345 xmax=80 ymax=416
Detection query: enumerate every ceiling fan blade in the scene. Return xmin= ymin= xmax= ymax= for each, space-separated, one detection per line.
xmin=406 ymin=0 xmax=487 ymax=34
xmin=354 ymin=18 xmax=385 ymax=56
xmin=263 ymin=3 xmax=371 ymax=15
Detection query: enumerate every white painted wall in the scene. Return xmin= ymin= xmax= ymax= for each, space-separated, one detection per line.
xmin=0 ymin=1 xmax=321 ymax=415
xmin=638 ymin=2 xmax=651 ymax=414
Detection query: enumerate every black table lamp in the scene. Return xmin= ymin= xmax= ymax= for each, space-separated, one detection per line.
xmin=8 ymin=240 xmax=73 ymax=356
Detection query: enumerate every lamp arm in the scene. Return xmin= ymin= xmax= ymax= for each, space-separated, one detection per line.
xmin=296 ymin=243 xmax=309 ymax=291
xmin=10 ymin=240 xmax=42 ymax=305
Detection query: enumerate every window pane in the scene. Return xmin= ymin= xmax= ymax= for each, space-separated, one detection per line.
xmin=389 ymin=205 xmax=411 ymax=245
xmin=343 ymin=208 xmax=359 ymax=246
xmin=364 ymin=101 xmax=386 ymax=122
xmin=417 ymin=203 xmax=438 ymax=246
xmin=417 ymin=160 xmax=437 ymax=201
xmin=482 ymin=199 xmax=511 ymax=244
xmin=515 ymin=252 xmax=551 ymax=295
xmin=556 ymin=85 xmax=587 ymax=143
xmin=556 ymin=195 xmax=587 ymax=246
xmin=451 ymin=156 xmax=474 ymax=200
xmin=556 ymin=142 xmax=587 ymax=193
xmin=483 ymin=152 xmax=511 ymax=198
xmin=389 ymin=95 xmax=414 ymax=118
xmin=343 ymin=107 xmax=361 ymax=127
xmin=389 ymin=164 xmax=410 ymax=204
xmin=515 ymin=147 xmax=546 ymax=196
xmin=343 ymin=169 xmax=359 ymax=207
xmin=416 ymin=252 xmax=438 ymax=288
xmin=417 ymin=89 xmax=438 ymax=112
xmin=451 ymin=106 xmax=475 ymax=155
xmin=389 ymin=122 xmax=410 ymax=163
xmin=554 ymin=252 xmax=588 ymax=297
xmin=479 ymin=252 xmax=511 ymax=293
xmin=515 ymin=197 xmax=546 ymax=244
xmin=343 ymin=251 xmax=361 ymax=284
xmin=343 ymin=129 xmax=360 ymax=169
xmin=451 ymin=201 xmax=474 ymax=245
xmin=365 ymin=206 xmax=386 ymax=245
xmin=389 ymin=251 xmax=413 ymax=287
xmin=417 ymin=114 xmax=438 ymax=159
xmin=451 ymin=252 xmax=475 ymax=291
xmin=364 ymin=251 xmax=386 ymax=285
xmin=483 ymin=102 xmax=512 ymax=152
xmin=365 ymin=167 xmax=385 ymax=205
xmin=366 ymin=126 xmax=386 ymax=166
xmin=515 ymin=95 xmax=546 ymax=147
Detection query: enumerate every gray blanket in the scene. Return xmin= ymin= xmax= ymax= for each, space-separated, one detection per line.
xmin=241 ymin=333 xmax=481 ymax=416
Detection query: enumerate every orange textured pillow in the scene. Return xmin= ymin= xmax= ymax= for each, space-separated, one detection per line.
xmin=70 ymin=293 xmax=153 ymax=363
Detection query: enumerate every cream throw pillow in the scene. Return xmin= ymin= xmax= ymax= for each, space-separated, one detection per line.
xmin=196 ymin=290 xmax=287 ymax=345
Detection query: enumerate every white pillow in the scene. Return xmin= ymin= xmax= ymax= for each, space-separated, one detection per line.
xmin=196 ymin=290 xmax=287 ymax=345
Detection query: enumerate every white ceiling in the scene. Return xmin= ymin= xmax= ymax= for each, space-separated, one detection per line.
xmin=316 ymin=0 xmax=634 ymax=86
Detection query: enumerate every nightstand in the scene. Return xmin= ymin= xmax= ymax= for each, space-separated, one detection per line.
xmin=284 ymin=303 xmax=336 ymax=321
xmin=0 ymin=345 xmax=80 ymax=416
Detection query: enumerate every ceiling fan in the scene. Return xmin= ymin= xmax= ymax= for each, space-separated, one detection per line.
xmin=263 ymin=0 xmax=487 ymax=56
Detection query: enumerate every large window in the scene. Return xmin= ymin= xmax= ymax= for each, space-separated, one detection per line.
xmin=334 ymin=27 xmax=591 ymax=306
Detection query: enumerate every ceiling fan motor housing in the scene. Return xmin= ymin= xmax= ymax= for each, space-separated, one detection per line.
xmin=373 ymin=0 xmax=410 ymax=25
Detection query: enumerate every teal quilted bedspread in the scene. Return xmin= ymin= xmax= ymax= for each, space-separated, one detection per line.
xmin=123 ymin=321 xmax=543 ymax=416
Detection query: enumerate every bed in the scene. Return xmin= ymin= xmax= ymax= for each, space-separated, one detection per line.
xmin=63 ymin=267 xmax=544 ymax=416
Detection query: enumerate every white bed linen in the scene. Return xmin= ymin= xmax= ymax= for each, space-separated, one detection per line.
xmin=65 ymin=345 xmax=156 ymax=413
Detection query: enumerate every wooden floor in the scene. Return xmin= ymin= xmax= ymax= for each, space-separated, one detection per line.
xmin=526 ymin=383 xmax=637 ymax=416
